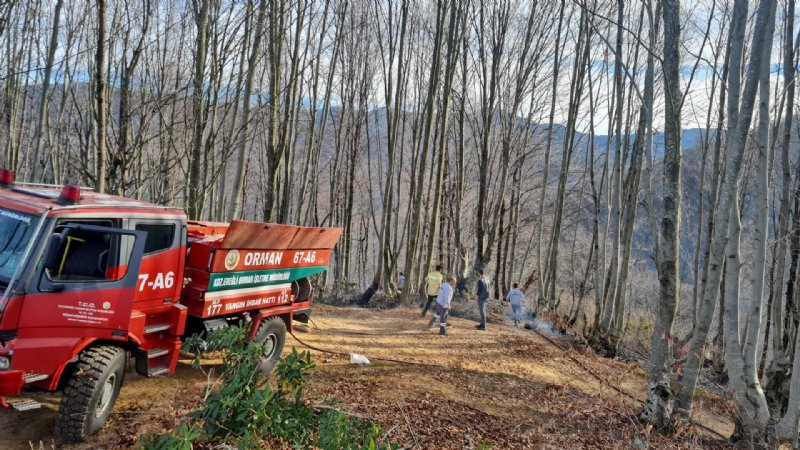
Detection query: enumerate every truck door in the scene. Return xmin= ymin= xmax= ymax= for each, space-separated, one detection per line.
xmin=128 ymin=219 xmax=183 ymax=308
xmin=12 ymin=224 xmax=146 ymax=373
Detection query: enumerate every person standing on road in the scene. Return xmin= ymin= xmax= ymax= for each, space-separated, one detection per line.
xmin=476 ymin=269 xmax=489 ymax=330
xmin=422 ymin=265 xmax=444 ymax=317
xmin=428 ymin=276 xmax=456 ymax=335
xmin=506 ymin=283 xmax=524 ymax=327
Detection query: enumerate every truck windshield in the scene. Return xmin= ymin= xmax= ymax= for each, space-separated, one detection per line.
xmin=0 ymin=208 xmax=36 ymax=283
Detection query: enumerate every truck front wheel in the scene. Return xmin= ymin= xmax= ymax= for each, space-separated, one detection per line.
xmin=254 ymin=317 xmax=286 ymax=374
xmin=56 ymin=345 xmax=126 ymax=443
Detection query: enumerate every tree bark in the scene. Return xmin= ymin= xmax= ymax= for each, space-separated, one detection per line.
xmin=187 ymin=0 xmax=211 ymax=218
xmin=642 ymin=0 xmax=681 ymax=430
xmin=94 ymin=0 xmax=107 ymax=193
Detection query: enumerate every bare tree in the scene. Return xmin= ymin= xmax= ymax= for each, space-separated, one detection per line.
xmin=766 ymin=0 xmax=797 ymax=412
xmin=358 ymin=0 xmax=410 ymax=303
xmin=187 ymin=0 xmax=211 ymax=218
xmin=642 ymin=0 xmax=681 ymax=429
xmin=29 ymin=0 xmax=63 ymax=183
xmin=676 ymin=1 xmax=778 ymax=444
xmin=399 ymin=0 xmax=448 ymax=304
xmin=94 ymin=0 xmax=107 ymax=193
xmin=227 ymin=0 xmax=267 ymax=220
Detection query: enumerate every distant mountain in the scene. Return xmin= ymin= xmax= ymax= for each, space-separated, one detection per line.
xmin=589 ymin=128 xmax=712 ymax=157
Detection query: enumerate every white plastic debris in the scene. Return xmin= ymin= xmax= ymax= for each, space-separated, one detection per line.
xmin=349 ymin=353 xmax=370 ymax=365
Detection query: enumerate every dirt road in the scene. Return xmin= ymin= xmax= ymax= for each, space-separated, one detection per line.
xmin=0 ymin=305 xmax=734 ymax=449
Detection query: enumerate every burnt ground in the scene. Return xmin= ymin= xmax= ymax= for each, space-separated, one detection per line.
xmin=0 ymin=304 xmax=735 ymax=449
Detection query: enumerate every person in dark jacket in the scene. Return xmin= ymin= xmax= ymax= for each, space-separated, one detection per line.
xmin=476 ymin=269 xmax=489 ymax=330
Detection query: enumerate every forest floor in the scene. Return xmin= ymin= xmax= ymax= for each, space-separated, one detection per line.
xmin=0 ymin=304 xmax=737 ymax=449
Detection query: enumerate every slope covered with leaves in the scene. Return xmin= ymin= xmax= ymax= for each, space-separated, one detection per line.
xmin=0 ymin=304 xmax=734 ymax=449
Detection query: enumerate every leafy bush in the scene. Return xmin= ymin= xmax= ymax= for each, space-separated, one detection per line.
xmin=316 ymin=409 xmax=389 ymax=450
xmin=139 ymin=422 xmax=201 ymax=450
xmin=140 ymin=326 xmax=395 ymax=450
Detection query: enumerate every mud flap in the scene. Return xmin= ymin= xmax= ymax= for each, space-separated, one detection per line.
xmin=0 ymin=370 xmax=24 ymax=407
xmin=293 ymin=308 xmax=311 ymax=323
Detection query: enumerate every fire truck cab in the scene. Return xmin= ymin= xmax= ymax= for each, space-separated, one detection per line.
xmin=0 ymin=170 xmax=340 ymax=443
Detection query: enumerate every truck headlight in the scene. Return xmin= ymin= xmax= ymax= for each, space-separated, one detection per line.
xmin=0 ymin=356 xmax=9 ymax=370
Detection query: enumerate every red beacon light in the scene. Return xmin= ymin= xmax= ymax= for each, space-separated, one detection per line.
xmin=58 ymin=184 xmax=81 ymax=205
xmin=0 ymin=169 xmax=15 ymax=187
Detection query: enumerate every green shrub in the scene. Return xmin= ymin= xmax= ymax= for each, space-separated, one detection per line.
xmin=139 ymin=422 xmax=201 ymax=450
xmin=316 ymin=410 xmax=391 ymax=450
xmin=140 ymin=326 xmax=396 ymax=450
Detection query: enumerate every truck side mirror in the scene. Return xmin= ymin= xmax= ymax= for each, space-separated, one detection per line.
xmin=42 ymin=232 xmax=66 ymax=273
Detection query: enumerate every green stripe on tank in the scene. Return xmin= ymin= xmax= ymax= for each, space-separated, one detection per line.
xmin=206 ymin=266 xmax=327 ymax=292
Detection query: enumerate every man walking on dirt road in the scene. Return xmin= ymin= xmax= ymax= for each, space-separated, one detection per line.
xmin=428 ymin=276 xmax=456 ymax=335
xmin=506 ymin=283 xmax=524 ymax=327
xmin=476 ymin=269 xmax=489 ymax=330
xmin=422 ymin=264 xmax=444 ymax=317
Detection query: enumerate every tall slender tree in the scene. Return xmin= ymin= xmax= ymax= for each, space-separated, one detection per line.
xmin=642 ymin=0 xmax=681 ymax=429
xmin=94 ymin=0 xmax=107 ymax=193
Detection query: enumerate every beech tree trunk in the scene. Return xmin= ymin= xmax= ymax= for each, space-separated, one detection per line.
xmin=676 ymin=3 xmax=777 ymax=441
xmin=187 ymin=0 xmax=210 ymax=218
xmin=642 ymin=0 xmax=680 ymax=430
xmin=94 ymin=0 xmax=107 ymax=193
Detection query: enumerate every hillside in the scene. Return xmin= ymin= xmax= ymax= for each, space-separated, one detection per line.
xmin=1 ymin=304 xmax=734 ymax=449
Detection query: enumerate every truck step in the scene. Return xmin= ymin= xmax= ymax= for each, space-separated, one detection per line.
xmin=144 ymin=323 xmax=171 ymax=334
xmin=22 ymin=373 xmax=49 ymax=384
xmin=10 ymin=399 xmax=41 ymax=411
xmin=147 ymin=348 xmax=170 ymax=359
xmin=147 ymin=366 xmax=169 ymax=377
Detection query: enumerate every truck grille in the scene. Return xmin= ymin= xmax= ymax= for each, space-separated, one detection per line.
xmin=0 ymin=330 xmax=16 ymax=343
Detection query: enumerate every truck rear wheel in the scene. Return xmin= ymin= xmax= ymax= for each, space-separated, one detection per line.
xmin=254 ymin=317 xmax=286 ymax=374
xmin=56 ymin=345 xmax=126 ymax=443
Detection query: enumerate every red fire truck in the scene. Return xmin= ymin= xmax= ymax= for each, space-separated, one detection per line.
xmin=0 ymin=169 xmax=342 ymax=442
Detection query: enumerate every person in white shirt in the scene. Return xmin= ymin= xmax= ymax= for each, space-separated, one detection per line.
xmin=506 ymin=283 xmax=525 ymax=327
xmin=398 ymin=272 xmax=405 ymax=291
xmin=428 ymin=276 xmax=456 ymax=335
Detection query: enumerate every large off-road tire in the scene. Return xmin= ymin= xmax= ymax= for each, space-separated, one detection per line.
xmin=253 ymin=316 xmax=287 ymax=374
xmin=55 ymin=346 xmax=126 ymax=443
